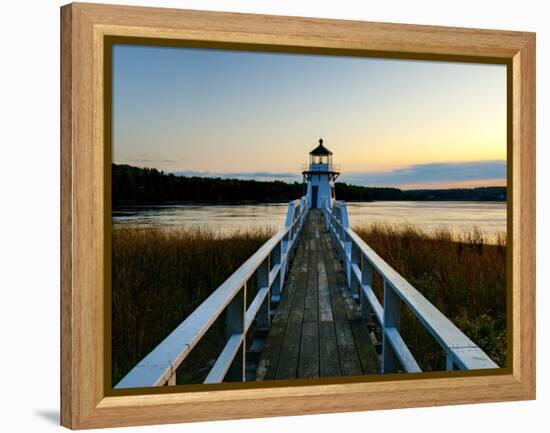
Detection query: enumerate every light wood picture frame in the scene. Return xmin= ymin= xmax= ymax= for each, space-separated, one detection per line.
xmin=61 ymin=2 xmax=535 ymax=429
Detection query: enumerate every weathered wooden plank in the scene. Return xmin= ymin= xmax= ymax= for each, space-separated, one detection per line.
xmin=320 ymin=226 xmax=382 ymax=375
xmin=298 ymin=321 xmax=319 ymax=378
xmin=259 ymin=210 xmax=379 ymax=381
xmin=319 ymin=321 xmax=340 ymax=377
xmin=256 ymin=237 xmax=308 ymax=380
xmin=321 ymin=236 xmax=352 ymax=323
xmin=257 ymin=216 xmax=311 ymax=380
xmin=335 ymin=273 xmax=359 ymax=322
xmin=286 ymin=248 xmax=309 ymax=324
xmin=275 ymin=213 xmax=324 ymax=379
xmin=275 ymin=223 xmax=312 ymax=379
xmin=273 ymin=248 xmax=303 ymax=318
xmin=326 ymin=285 xmax=350 ymax=322
xmin=319 ymin=231 xmax=363 ymax=377
xmin=320 ymin=234 xmax=357 ymax=319
xmin=255 ymin=314 xmax=287 ymax=381
xmin=317 ymin=257 xmax=333 ymax=322
xmin=334 ymin=320 xmax=363 ymax=376
xmin=315 ymin=215 xmax=343 ymax=378
xmin=275 ymin=321 xmax=302 ymax=379
xmin=331 ymin=257 xmax=380 ymax=374
xmin=303 ymin=238 xmax=318 ymax=323
xmin=350 ymin=320 xmax=380 ymax=374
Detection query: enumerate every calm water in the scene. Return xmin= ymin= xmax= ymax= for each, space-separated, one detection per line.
xmin=113 ymin=201 xmax=506 ymax=241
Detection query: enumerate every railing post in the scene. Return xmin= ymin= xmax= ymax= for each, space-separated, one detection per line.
xmin=341 ymin=203 xmax=350 ymax=225
xmin=287 ymin=230 xmax=294 ymax=262
xmin=295 ymin=202 xmax=302 ymax=235
xmin=325 ymin=200 xmax=331 ymax=227
xmin=446 ymin=354 xmax=458 ymax=371
xmin=292 ymin=213 xmax=298 ymax=242
xmin=225 ymin=284 xmax=246 ymax=381
xmin=280 ymin=239 xmax=288 ymax=292
xmin=340 ymin=204 xmax=352 ymax=287
xmin=343 ymin=232 xmax=351 ymax=288
xmin=360 ymin=254 xmax=374 ymax=321
xmin=382 ymin=280 xmax=401 ymax=373
xmin=281 ymin=234 xmax=288 ymax=257
xmin=335 ymin=204 xmax=342 ymax=238
xmin=284 ymin=201 xmax=295 ymax=229
xmin=350 ymin=241 xmax=360 ymax=299
xmin=257 ymin=258 xmax=270 ymax=330
xmin=341 ymin=216 xmax=346 ymax=243
xmin=272 ymin=240 xmax=282 ymax=297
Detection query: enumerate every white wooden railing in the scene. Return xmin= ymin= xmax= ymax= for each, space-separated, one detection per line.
xmin=322 ymin=199 xmax=498 ymax=373
xmin=116 ymin=197 xmax=309 ymax=388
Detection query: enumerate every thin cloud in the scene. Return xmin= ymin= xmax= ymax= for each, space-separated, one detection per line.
xmin=125 ymin=155 xmax=190 ymax=165
xmin=166 ymin=161 xmax=506 ymax=188
xmin=170 ymin=170 xmax=302 ymax=183
xmin=341 ymin=160 xmax=506 ymax=187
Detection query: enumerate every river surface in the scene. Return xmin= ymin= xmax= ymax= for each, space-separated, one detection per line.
xmin=113 ymin=201 xmax=506 ymax=241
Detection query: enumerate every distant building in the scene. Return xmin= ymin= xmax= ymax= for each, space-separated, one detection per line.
xmin=302 ymin=139 xmax=340 ymax=209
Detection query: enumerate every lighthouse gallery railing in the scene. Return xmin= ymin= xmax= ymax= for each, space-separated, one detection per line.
xmin=116 ymin=197 xmax=308 ymax=388
xmin=322 ymin=200 xmax=498 ymax=373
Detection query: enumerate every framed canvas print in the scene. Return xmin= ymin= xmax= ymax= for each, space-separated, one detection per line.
xmin=60 ymin=2 xmax=536 ymax=429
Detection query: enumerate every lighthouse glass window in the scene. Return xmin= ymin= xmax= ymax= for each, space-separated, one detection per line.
xmin=110 ymin=42 xmax=508 ymax=392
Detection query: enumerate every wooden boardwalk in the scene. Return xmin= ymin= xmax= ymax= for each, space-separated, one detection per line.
xmin=117 ymin=199 xmax=497 ymax=389
xmin=256 ymin=210 xmax=380 ymax=380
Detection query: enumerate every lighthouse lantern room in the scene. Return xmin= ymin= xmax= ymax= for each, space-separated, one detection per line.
xmin=302 ymin=139 xmax=340 ymax=209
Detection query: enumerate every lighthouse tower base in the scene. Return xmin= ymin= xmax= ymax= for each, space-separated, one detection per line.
xmin=305 ymin=177 xmax=334 ymax=209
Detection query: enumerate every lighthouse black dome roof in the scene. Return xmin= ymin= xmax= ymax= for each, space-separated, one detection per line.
xmin=310 ymin=138 xmax=332 ymax=155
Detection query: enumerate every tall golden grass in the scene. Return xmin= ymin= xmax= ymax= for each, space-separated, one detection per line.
xmin=112 ymin=226 xmax=274 ymax=385
xmin=353 ymin=223 xmax=507 ymax=369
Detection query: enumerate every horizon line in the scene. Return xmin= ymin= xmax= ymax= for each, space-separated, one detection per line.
xmin=113 ymin=163 xmax=506 ymax=191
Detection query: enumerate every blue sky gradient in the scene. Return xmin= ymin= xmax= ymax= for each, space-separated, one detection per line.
xmin=112 ymin=44 xmax=507 ymax=188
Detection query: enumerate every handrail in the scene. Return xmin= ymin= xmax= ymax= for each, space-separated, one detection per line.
xmin=116 ymin=196 xmax=309 ymax=388
xmin=322 ymin=199 xmax=498 ymax=373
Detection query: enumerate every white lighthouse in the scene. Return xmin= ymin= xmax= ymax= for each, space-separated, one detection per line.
xmin=302 ymin=139 xmax=340 ymax=209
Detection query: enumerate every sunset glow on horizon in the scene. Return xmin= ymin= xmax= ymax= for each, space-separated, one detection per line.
xmin=112 ymin=44 xmax=507 ymax=189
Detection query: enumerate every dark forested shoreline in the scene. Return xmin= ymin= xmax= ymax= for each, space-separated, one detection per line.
xmin=112 ymin=164 xmax=506 ymax=206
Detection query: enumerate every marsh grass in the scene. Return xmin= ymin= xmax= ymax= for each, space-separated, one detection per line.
xmin=353 ymin=223 xmax=507 ymax=369
xmin=112 ymin=226 xmax=274 ymax=386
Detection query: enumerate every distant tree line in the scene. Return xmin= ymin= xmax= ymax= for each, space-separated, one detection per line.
xmin=401 ymin=187 xmax=506 ymax=201
xmin=112 ymin=164 xmax=506 ymax=205
xmin=350 ymin=185 xmax=507 ymax=201
xmin=112 ymin=164 xmax=305 ymax=205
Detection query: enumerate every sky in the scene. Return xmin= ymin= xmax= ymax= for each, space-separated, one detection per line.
xmin=112 ymin=44 xmax=507 ymax=189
